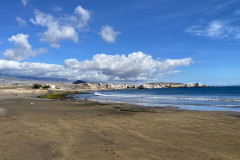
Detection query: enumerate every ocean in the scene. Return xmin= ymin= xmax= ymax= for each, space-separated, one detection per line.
xmin=72 ymin=86 xmax=240 ymax=112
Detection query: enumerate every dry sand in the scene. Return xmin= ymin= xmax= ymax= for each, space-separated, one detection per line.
xmin=0 ymin=89 xmax=239 ymax=160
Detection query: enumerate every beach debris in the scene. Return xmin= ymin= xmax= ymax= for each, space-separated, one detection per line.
xmin=31 ymin=102 xmax=34 ymax=105
xmin=11 ymin=92 xmax=18 ymax=96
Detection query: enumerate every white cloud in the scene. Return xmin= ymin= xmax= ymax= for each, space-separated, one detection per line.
xmin=30 ymin=5 xmax=90 ymax=48
xmin=99 ymin=25 xmax=120 ymax=43
xmin=0 ymin=60 xmax=64 ymax=77
xmin=0 ymin=59 xmax=108 ymax=81
xmin=21 ymin=0 xmax=28 ymax=7
xmin=186 ymin=20 xmax=240 ymax=39
xmin=52 ymin=6 xmax=62 ymax=12
xmin=0 ymin=52 xmax=193 ymax=82
xmin=64 ymin=51 xmax=193 ymax=82
xmin=3 ymin=34 xmax=47 ymax=61
xmin=74 ymin=5 xmax=91 ymax=28
xmin=16 ymin=17 xmax=27 ymax=26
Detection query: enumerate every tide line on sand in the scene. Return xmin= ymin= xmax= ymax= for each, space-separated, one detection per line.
xmin=0 ymin=107 xmax=7 ymax=116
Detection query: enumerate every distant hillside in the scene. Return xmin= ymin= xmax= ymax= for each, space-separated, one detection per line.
xmin=16 ymin=76 xmax=71 ymax=82
xmin=0 ymin=74 xmax=71 ymax=82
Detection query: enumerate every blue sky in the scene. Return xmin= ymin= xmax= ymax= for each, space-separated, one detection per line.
xmin=0 ymin=0 xmax=240 ymax=85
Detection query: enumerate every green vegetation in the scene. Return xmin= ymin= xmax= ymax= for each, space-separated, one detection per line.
xmin=42 ymin=85 xmax=50 ymax=89
xmin=38 ymin=91 xmax=84 ymax=100
xmin=32 ymin=84 xmax=42 ymax=89
xmin=32 ymin=84 xmax=50 ymax=89
xmin=38 ymin=93 xmax=70 ymax=100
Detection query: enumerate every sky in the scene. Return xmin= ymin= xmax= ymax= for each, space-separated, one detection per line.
xmin=0 ymin=0 xmax=240 ymax=85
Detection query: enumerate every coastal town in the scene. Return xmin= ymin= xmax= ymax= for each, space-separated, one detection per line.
xmin=0 ymin=77 xmax=207 ymax=91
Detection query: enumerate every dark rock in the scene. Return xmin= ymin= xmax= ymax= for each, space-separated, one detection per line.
xmin=73 ymin=80 xmax=86 ymax=84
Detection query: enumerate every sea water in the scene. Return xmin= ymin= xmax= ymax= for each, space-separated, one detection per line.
xmin=72 ymin=86 xmax=240 ymax=112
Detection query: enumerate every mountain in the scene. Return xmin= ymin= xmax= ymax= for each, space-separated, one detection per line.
xmin=73 ymin=80 xmax=86 ymax=84
xmin=0 ymin=73 xmax=71 ymax=82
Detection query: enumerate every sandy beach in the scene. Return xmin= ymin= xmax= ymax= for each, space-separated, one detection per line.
xmin=0 ymin=89 xmax=239 ymax=160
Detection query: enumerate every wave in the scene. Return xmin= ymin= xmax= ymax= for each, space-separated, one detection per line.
xmin=211 ymin=104 xmax=240 ymax=107
xmin=74 ymin=94 xmax=240 ymax=112
xmin=94 ymin=92 xmax=142 ymax=98
xmin=150 ymin=96 xmax=240 ymax=102
xmin=94 ymin=92 xmax=104 ymax=96
xmin=94 ymin=92 xmax=240 ymax=103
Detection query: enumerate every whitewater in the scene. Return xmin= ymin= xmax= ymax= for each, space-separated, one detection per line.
xmin=72 ymin=87 xmax=240 ymax=112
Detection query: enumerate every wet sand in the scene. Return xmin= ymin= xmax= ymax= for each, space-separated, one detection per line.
xmin=0 ymin=107 xmax=6 ymax=116
xmin=0 ymin=90 xmax=239 ymax=160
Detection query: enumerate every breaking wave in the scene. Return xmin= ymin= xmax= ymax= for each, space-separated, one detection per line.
xmin=74 ymin=87 xmax=240 ymax=112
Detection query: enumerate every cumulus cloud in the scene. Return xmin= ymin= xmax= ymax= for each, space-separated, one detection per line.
xmin=64 ymin=51 xmax=193 ymax=82
xmin=186 ymin=20 xmax=240 ymax=39
xmin=0 ymin=59 xmax=106 ymax=81
xmin=30 ymin=10 xmax=79 ymax=48
xmin=0 ymin=60 xmax=64 ymax=77
xmin=3 ymin=34 xmax=47 ymax=61
xmin=16 ymin=17 xmax=27 ymax=26
xmin=30 ymin=5 xmax=90 ymax=48
xmin=74 ymin=5 xmax=91 ymax=28
xmin=99 ymin=25 xmax=120 ymax=43
xmin=21 ymin=0 xmax=28 ymax=7
xmin=0 ymin=52 xmax=193 ymax=82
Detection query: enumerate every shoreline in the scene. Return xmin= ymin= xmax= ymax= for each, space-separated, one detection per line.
xmin=73 ymin=97 xmax=240 ymax=112
xmin=0 ymin=88 xmax=240 ymax=160
xmin=1 ymin=88 xmax=240 ymax=114
xmin=68 ymin=90 xmax=240 ymax=113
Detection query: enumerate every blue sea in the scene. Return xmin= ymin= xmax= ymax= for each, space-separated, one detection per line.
xmin=72 ymin=86 xmax=240 ymax=112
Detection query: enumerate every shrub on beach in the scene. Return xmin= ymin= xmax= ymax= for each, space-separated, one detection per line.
xmin=42 ymin=85 xmax=50 ymax=89
xmin=32 ymin=84 xmax=42 ymax=89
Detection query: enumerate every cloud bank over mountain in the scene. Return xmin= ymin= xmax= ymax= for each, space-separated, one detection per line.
xmin=0 ymin=52 xmax=193 ymax=82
